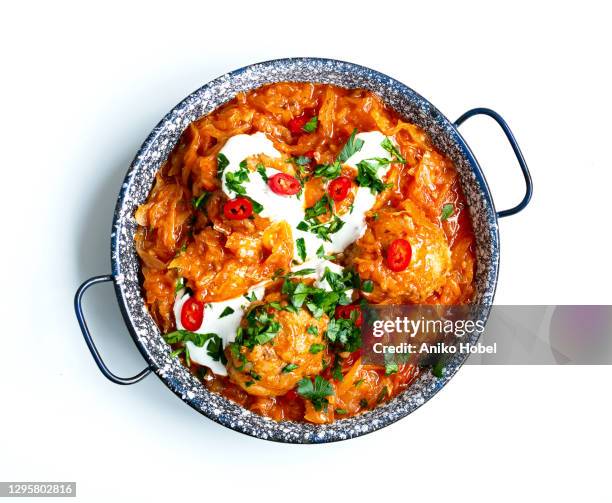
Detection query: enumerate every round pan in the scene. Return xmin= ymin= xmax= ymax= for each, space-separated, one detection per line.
xmin=75 ymin=58 xmax=532 ymax=443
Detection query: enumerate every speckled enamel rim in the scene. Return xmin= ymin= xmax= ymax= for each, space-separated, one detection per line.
xmin=110 ymin=58 xmax=500 ymax=443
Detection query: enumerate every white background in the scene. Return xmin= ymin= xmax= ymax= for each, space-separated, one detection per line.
xmin=1 ymin=1 xmax=611 ymax=501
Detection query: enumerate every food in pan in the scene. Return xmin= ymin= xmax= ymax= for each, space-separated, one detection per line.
xmin=134 ymin=82 xmax=475 ymax=423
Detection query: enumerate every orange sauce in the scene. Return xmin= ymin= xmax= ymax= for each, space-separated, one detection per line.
xmin=134 ymin=83 xmax=476 ymax=422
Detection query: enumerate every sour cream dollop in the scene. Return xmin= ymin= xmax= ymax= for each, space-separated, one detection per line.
xmin=173 ymin=285 xmax=265 ymax=375
xmin=218 ymin=130 xmax=394 ymax=262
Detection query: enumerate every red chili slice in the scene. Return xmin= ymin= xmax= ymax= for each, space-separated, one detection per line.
xmin=328 ymin=176 xmax=352 ymax=202
xmin=335 ymin=304 xmax=363 ymax=327
xmin=181 ymin=297 xmax=204 ymax=331
xmin=268 ymin=173 xmax=301 ymax=195
xmin=386 ymin=239 xmax=412 ymax=272
xmin=223 ymin=197 xmax=253 ymax=220
xmin=288 ymin=114 xmax=311 ymax=134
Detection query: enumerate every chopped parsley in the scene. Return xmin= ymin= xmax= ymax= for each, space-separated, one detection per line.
xmin=192 ymin=191 xmax=209 ymax=209
xmin=432 ymin=357 xmax=447 ymax=378
xmin=225 ymin=159 xmax=250 ymax=195
xmin=217 ymin=153 xmax=230 ymax=176
xmin=314 ymin=161 xmax=342 ymax=180
xmin=325 ymin=316 xmax=362 ymax=353
xmin=440 ymin=203 xmax=454 ymax=221
xmin=297 ymin=375 xmax=334 ymax=411
xmin=256 ymin=163 xmax=268 ymax=182
xmin=335 ymin=408 xmax=348 ymax=415
xmin=296 ymin=237 xmax=307 ymax=262
xmin=235 ymin=305 xmax=280 ymax=349
xmin=380 ymin=137 xmax=407 ymax=163
xmin=298 ymin=194 xmax=345 ymax=242
xmin=282 ymin=363 xmax=299 ymax=373
xmin=175 ymin=277 xmax=185 ymax=294
xmin=309 ymin=343 xmax=325 ymax=354
xmin=385 ymin=362 xmax=399 ymax=375
xmin=316 ymin=245 xmax=334 ymax=260
xmin=355 ymin=157 xmax=390 ymax=194
xmin=170 ymin=347 xmax=184 ymax=358
xmin=305 ymin=194 xmax=332 ymax=219
xmin=303 ymin=116 xmax=318 ymax=133
xmin=312 ymin=129 xmax=368 ymax=180
xmin=361 ymin=279 xmax=374 ymax=293
xmin=281 ymin=271 xmax=352 ymax=320
xmin=163 ymin=330 xmax=226 ymax=364
xmin=273 ymin=267 xmax=316 ymax=280
xmin=331 ymin=359 xmax=344 ymax=381
xmin=219 ymin=306 xmax=235 ymax=318
xmin=246 ymin=196 xmax=264 ymax=214
xmin=307 ymin=325 xmax=319 ymax=335
xmin=243 ymin=291 xmax=258 ymax=302
xmin=337 ymin=129 xmax=364 ymax=163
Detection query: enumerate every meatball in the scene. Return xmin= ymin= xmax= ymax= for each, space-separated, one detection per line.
xmin=347 ymin=199 xmax=451 ymax=303
xmin=226 ymin=299 xmax=329 ymax=397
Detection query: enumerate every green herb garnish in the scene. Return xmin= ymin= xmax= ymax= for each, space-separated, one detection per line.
xmin=192 ymin=192 xmax=209 ymax=209
xmin=314 ymin=161 xmax=342 ymax=180
xmin=303 ymin=116 xmax=318 ymax=133
xmin=243 ymin=291 xmax=258 ymax=302
xmin=355 ymin=157 xmax=390 ymax=194
xmin=380 ymin=137 xmax=406 ymax=163
xmin=235 ymin=305 xmax=280 ymax=349
xmin=296 ymin=237 xmax=307 ymax=262
xmin=247 ymin=196 xmax=264 ymax=214
xmin=225 ymin=159 xmax=250 ymax=195
xmin=326 ymin=316 xmax=362 ymax=352
xmin=361 ymin=280 xmax=374 ymax=293
xmin=337 ymin=129 xmax=364 ymax=163
xmin=309 ymin=343 xmax=325 ymax=354
xmin=332 ymin=359 xmax=344 ymax=381
xmin=163 ymin=330 xmax=226 ymax=364
xmin=170 ymin=347 xmax=184 ymax=358
xmin=217 ymin=153 xmax=230 ymax=176
xmin=440 ymin=203 xmax=454 ymax=221
xmin=219 ymin=306 xmax=235 ymax=318
xmin=297 ymin=376 xmax=334 ymax=411
xmin=298 ymin=195 xmax=345 ymax=242
xmin=282 ymin=363 xmax=299 ymax=373
xmin=307 ymin=325 xmax=319 ymax=335
xmin=385 ymin=362 xmax=399 ymax=375
xmin=256 ymin=163 xmax=268 ymax=182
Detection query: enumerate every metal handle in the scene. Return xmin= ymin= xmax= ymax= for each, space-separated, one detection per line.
xmin=74 ymin=275 xmax=151 ymax=385
xmin=455 ymin=107 xmax=533 ymax=218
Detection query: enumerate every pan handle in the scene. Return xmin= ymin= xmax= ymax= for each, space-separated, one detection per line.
xmin=455 ymin=107 xmax=533 ymax=218
xmin=74 ymin=275 xmax=152 ymax=385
